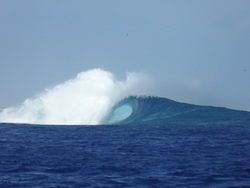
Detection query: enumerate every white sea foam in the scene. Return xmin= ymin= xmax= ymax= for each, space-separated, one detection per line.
xmin=0 ymin=69 xmax=151 ymax=125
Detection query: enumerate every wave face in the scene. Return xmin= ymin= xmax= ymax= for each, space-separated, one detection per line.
xmin=104 ymin=96 xmax=250 ymax=125
xmin=0 ymin=69 xmax=151 ymax=125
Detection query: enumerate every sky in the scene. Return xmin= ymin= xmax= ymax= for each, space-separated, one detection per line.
xmin=0 ymin=0 xmax=250 ymax=111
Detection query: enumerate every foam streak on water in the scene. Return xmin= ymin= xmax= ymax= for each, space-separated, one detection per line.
xmin=0 ymin=69 xmax=150 ymax=125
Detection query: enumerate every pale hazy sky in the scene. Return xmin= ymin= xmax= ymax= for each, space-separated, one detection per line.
xmin=0 ymin=0 xmax=250 ymax=110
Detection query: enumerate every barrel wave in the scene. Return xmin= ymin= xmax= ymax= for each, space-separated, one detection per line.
xmin=104 ymin=96 xmax=250 ymax=125
xmin=1 ymin=68 xmax=250 ymax=126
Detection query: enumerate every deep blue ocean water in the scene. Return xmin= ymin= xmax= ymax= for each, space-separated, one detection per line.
xmin=1 ymin=96 xmax=250 ymax=187
xmin=1 ymin=123 xmax=250 ymax=188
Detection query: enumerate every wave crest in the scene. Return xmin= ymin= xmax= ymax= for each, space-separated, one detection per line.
xmin=0 ymin=69 xmax=151 ymax=125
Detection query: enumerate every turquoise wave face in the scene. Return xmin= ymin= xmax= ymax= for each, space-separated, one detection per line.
xmin=104 ymin=97 xmax=138 ymax=124
xmin=106 ymin=104 xmax=133 ymax=124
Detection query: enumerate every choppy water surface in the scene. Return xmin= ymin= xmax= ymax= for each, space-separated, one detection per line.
xmin=1 ymin=123 xmax=250 ymax=187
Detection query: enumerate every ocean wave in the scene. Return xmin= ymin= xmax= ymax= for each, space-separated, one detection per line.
xmin=0 ymin=69 xmax=151 ymax=125
xmin=1 ymin=69 xmax=250 ymax=126
xmin=104 ymin=96 xmax=250 ymax=125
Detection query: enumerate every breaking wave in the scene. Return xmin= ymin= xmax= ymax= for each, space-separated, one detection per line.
xmin=1 ymin=68 xmax=250 ymax=126
xmin=0 ymin=69 xmax=151 ymax=125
